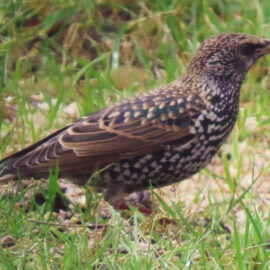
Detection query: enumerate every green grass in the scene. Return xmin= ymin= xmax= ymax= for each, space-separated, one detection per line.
xmin=1 ymin=0 xmax=270 ymax=268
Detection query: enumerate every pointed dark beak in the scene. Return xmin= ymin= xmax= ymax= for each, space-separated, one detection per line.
xmin=257 ymin=40 xmax=270 ymax=56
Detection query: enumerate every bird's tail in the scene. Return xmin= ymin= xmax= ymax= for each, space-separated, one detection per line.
xmin=0 ymin=142 xmax=41 ymax=182
xmin=0 ymin=156 xmax=17 ymax=182
xmin=0 ymin=173 xmax=15 ymax=182
xmin=0 ymin=125 xmax=71 ymax=183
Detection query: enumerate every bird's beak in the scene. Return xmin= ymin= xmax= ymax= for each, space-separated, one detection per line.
xmin=257 ymin=39 xmax=270 ymax=56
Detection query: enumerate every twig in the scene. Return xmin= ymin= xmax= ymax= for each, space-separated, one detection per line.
xmin=27 ymin=218 xmax=107 ymax=230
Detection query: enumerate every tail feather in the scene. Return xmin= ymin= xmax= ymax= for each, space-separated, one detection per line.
xmin=0 ymin=125 xmax=71 ymax=182
xmin=0 ymin=158 xmax=16 ymax=182
xmin=0 ymin=173 xmax=16 ymax=182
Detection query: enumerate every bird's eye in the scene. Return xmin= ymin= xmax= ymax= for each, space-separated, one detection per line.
xmin=240 ymin=43 xmax=263 ymax=56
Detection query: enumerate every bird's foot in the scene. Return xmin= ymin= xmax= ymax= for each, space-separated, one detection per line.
xmin=116 ymin=190 xmax=153 ymax=215
xmin=104 ymin=185 xmax=154 ymax=215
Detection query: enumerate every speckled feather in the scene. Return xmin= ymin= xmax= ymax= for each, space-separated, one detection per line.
xmin=1 ymin=33 xmax=270 ymax=205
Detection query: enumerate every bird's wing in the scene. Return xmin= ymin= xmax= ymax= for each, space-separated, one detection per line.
xmin=4 ymin=89 xmax=208 ymax=174
xmin=59 ymin=91 xmax=206 ymax=159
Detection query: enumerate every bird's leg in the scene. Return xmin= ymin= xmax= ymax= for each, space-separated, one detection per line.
xmin=104 ymin=185 xmax=152 ymax=215
xmin=104 ymin=184 xmax=127 ymax=207
xmin=124 ymin=190 xmax=152 ymax=214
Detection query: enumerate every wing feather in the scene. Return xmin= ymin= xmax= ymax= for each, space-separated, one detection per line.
xmin=2 ymin=88 xmax=208 ymax=178
xmin=59 ymin=93 xmax=204 ymax=159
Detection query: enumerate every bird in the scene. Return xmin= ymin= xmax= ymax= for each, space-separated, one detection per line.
xmin=1 ymin=32 xmax=270 ymax=208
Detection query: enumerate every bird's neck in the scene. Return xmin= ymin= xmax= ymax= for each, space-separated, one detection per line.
xmin=205 ymin=75 xmax=243 ymax=101
xmin=181 ymin=72 xmax=243 ymax=103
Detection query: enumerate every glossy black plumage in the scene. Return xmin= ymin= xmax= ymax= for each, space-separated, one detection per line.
xmin=1 ymin=33 xmax=270 ymax=205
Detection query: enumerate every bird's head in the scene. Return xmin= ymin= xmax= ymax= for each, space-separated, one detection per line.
xmin=185 ymin=33 xmax=270 ymax=82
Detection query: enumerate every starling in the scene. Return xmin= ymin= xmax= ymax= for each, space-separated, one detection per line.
xmin=1 ymin=33 xmax=270 ymax=206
